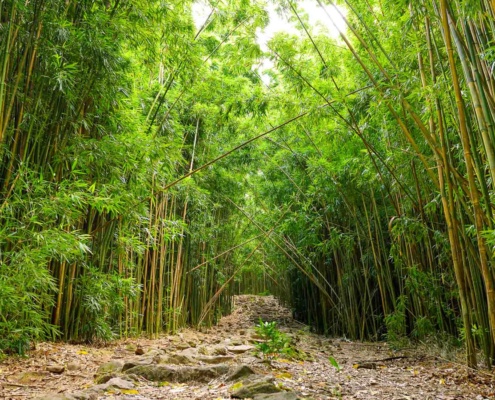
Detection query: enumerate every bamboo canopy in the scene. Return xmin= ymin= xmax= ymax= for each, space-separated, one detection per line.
xmin=1 ymin=0 xmax=495 ymax=369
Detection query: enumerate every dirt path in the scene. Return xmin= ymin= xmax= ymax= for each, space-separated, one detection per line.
xmin=1 ymin=295 xmax=494 ymax=399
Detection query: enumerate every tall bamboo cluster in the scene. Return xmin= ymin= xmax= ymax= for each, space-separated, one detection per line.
xmin=246 ymin=0 xmax=495 ymax=368
xmin=3 ymin=0 xmax=495 ymax=370
xmin=0 ymin=0 xmax=245 ymax=352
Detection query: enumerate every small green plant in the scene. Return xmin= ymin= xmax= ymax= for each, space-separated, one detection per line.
xmin=328 ymin=356 xmax=342 ymax=372
xmin=331 ymin=384 xmax=343 ymax=399
xmin=255 ymin=318 xmax=294 ymax=358
xmin=385 ymin=295 xmax=409 ymax=348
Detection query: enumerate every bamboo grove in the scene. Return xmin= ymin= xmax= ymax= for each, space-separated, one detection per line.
xmin=0 ymin=0 xmax=266 ymax=351
xmin=1 ymin=0 xmax=495 ymax=369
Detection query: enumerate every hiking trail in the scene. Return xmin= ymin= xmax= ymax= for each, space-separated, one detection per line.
xmin=1 ymin=295 xmax=493 ymax=399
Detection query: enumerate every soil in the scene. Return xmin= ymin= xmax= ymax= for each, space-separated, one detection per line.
xmin=1 ymin=295 xmax=494 ymax=399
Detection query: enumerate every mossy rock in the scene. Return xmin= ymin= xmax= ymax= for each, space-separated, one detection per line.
xmin=227 ymin=365 xmax=256 ymax=381
xmin=124 ymin=364 xmax=229 ymax=383
xmin=94 ymin=372 xmax=117 ymax=384
xmin=96 ymin=360 xmax=124 ymax=376
xmin=160 ymin=353 xmax=194 ymax=365
xmin=196 ymin=355 xmax=234 ymax=364
xmin=253 ymin=393 xmax=299 ymax=400
xmin=231 ymin=377 xmax=281 ymax=399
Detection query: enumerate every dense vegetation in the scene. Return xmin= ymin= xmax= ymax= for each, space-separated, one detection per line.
xmin=1 ymin=0 xmax=495 ymax=369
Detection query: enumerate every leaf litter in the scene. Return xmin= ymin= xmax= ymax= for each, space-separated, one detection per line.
xmin=1 ymin=295 xmax=494 ymax=399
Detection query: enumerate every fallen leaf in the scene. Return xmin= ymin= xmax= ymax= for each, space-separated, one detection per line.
xmin=122 ymin=389 xmax=139 ymax=395
xmin=231 ymin=382 xmax=243 ymax=390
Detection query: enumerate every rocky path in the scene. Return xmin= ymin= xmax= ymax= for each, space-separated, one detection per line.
xmin=1 ymin=295 xmax=494 ymax=399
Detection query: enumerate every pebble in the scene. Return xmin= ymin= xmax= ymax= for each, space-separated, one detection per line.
xmin=46 ymin=365 xmax=65 ymax=374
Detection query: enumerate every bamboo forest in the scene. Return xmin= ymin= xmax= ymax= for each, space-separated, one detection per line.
xmin=2 ymin=0 xmax=495 ymax=398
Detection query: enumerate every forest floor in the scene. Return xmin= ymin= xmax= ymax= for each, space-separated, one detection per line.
xmin=1 ymin=295 xmax=494 ymax=399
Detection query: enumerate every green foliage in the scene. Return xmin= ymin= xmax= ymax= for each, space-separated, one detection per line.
xmin=328 ymin=356 xmax=342 ymax=372
xmin=71 ymin=268 xmax=140 ymax=343
xmin=385 ymin=296 xmax=408 ymax=348
xmin=255 ymin=318 xmax=294 ymax=358
xmin=0 ymin=0 xmax=494 ymax=369
xmin=0 ymin=257 xmax=58 ymax=354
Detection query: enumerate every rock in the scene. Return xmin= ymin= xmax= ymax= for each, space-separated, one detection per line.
xmin=227 ymin=345 xmax=255 ymax=354
xmin=101 ymin=377 xmax=135 ymax=390
xmin=125 ymin=364 xmax=229 ymax=383
xmin=144 ymin=349 xmax=165 ymax=357
xmin=212 ymin=345 xmax=228 ymax=355
xmin=46 ymin=365 xmax=65 ymax=374
xmin=96 ymin=360 xmax=124 ymax=375
xmin=122 ymin=357 xmax=154 ymax=372
xmin=18 ymin=371 xmax=49 ymax=383
xmin=125 ymin=344 xmax=137 ymax=352
xmin=227 ymin=365 xmax=256 ymax=381
xmin=196 ymin=355 xmax=234 ymax=364
xmin=231 ymin=377 xmax=281 ymax=399
xmin=67 ymin=362 xmax=79 ymax=371
xmin=68 ymin=391 xmax=97 ymax=400
xmin=253 ymin=393 xmax=299 ymax=400
xmin=94 ymin=373 xmax=117 ymax=384
xmin=176 ymin=347 xmax=199 ymax=360
xmin=160 ymin=353 xmax=194 ymax=365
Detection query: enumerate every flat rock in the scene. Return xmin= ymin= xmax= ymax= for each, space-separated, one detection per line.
xmin=177 ymin=347 xmax=198 ymax=358
xmin=196 ymin=355 xmax=234 ymax=364
xmin=227 ymin=345 xmax=254 ymax=354
xmin=66 ymin=392 xmax=97 ymax=400
xmin=253 ymin=392 xmax=299 ymax=400
xmin=90 ymin=377 xmax=135 ymax=393
xmin=231 ymin=376 xmax=280 ymax=399
xmin=46 ymin=365 xmax=65 ymax=374
xmin=124 ymin=364 xmax=229 ymax=383
xmin=122 ymin=357 xmax=154 ymax=371
xmin=95 ymin=373 xmax=118 ymax=384
xmin=67 ymin=362 xmax=80 ymax=371
xmin=227 ymin=365 xmax=256 ymax=381
xmin=212 ymin=345 xmax=228 ymax=355
xmin=160 ymin=353 xmax=195 ymax=365
xmin=143 ymin=349 xmax=165 ymax=357
xmin=96 ymin=360 xmax=124 ymax=375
